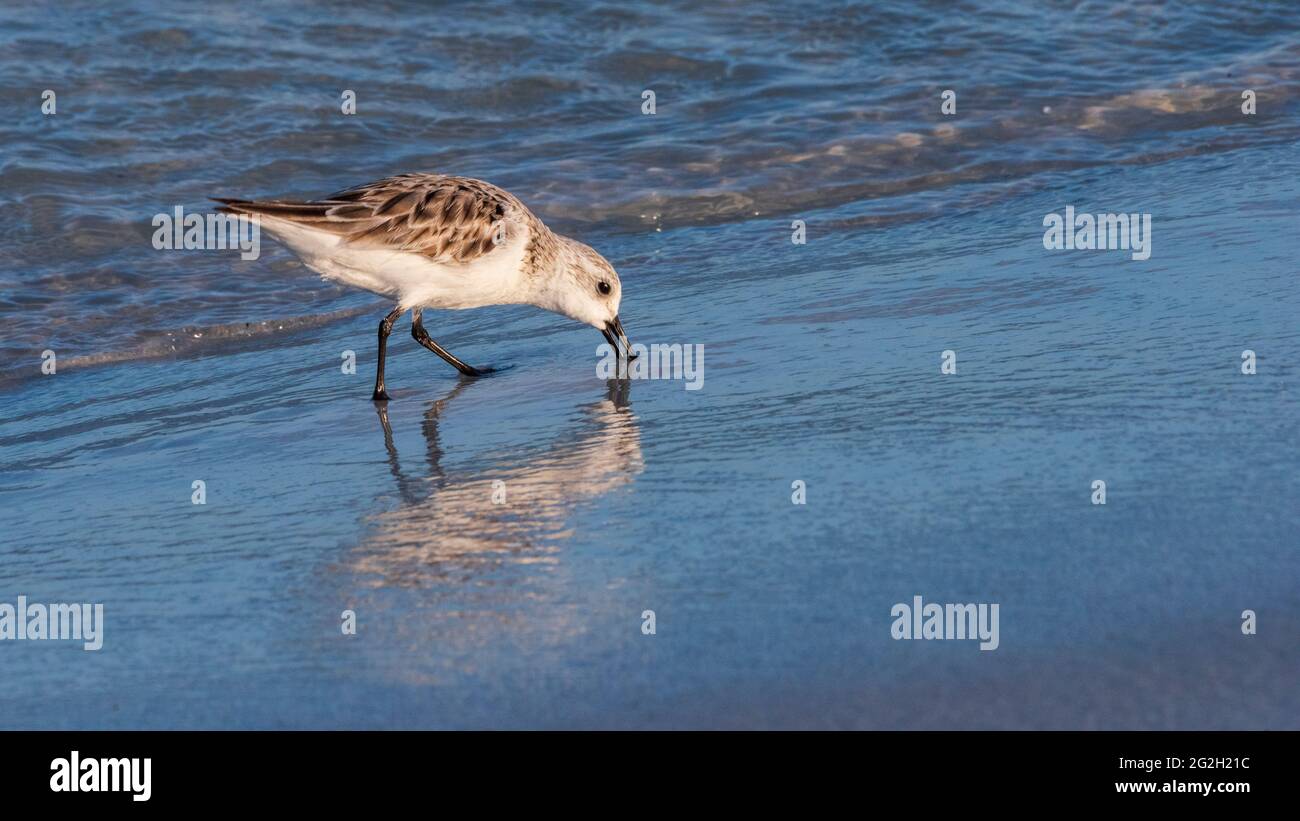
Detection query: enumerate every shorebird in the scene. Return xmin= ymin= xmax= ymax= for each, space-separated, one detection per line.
xmin=215 ymin=173 xmax=633 ymax=400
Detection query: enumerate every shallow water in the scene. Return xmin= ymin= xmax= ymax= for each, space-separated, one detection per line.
xmin=0 ymin=0 xmax=1297 ymax=728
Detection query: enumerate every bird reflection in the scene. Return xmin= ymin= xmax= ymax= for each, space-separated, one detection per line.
xmin=351 ymin=378 xmax=642 ymax=587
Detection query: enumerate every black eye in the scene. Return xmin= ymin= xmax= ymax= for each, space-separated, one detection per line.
xmin=597 ymin=281 xmax=611 ymax=295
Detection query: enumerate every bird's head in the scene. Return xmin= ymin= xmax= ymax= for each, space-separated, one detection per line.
xmin=541 ymin=236 xmax=635 ymax=360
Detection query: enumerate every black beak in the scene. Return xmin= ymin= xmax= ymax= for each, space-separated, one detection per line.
xmin=602 ymin=316 xmax=637 ymax=361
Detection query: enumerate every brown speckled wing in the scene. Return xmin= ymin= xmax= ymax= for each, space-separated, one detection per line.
xmin=215 ymin=173 xmax=525 ymax=264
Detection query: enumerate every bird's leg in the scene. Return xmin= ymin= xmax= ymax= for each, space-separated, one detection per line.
xmin=410 ymin=308 xmax=490 ymax=377
xmin=372 ymin=305 xmax=405 ymax=401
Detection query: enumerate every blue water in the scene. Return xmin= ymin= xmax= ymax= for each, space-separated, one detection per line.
xmin=0 ymin=0 xmax=1296 ymax=728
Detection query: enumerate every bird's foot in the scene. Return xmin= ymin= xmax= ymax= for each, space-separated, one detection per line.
xmin=459 ymin=363 xmax=512 ymax=377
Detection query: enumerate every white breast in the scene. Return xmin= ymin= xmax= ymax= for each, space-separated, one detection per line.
xmin=259 ymin=217 xmax=532 ymax=311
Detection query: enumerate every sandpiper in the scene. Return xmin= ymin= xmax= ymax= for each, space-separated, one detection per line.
xmin=215 ymin=173 xmax=634 ymax=399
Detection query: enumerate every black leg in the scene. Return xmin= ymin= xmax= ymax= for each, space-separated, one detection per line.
xmin=372 ymin=305 xmax=405 ymax=401
xmin=411 ymin=308 xmax=489 ymax=377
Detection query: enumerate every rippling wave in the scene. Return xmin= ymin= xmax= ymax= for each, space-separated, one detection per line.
xmin=1 ymin=0 xmax=1297 ymax=384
